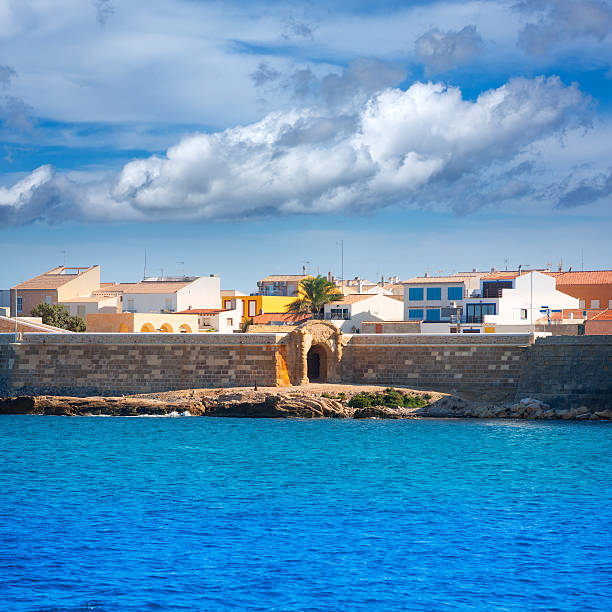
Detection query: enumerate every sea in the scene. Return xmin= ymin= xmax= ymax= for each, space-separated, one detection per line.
xmin=1 ymin=416 xmax=611 ymax=612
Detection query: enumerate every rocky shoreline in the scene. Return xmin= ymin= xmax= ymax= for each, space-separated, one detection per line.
xmin=0 ymin=387 xmax=610 ymax=420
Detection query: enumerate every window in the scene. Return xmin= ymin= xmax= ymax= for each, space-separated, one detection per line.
xmin=591 ymin=299 xmax=600 ymax=309
xmin=45 ymin=296 xmax=52 ymax=305
xmin=248 ymin=300 xmax=257 ymax=317
xmin=447 ymin=286 xmax=463 ymax=301
xmin=466 ymin=303 xmax=496 ymax=324
xmin=408 ymin=309 xmax=424 ymax=320
xmin=520 ymin=308 xmax=528 ymax=320
xmin=77 ymin=305 xmax=86 ymax=318
xmin=17 ymin=296 xmax=23 ymax=313
xmin=408 ymin=287 xmax=424 ymax=301
xmin=579 ymin=299 xmax=585 ymax=309
xmin=426 ymin=309 xmax=441 ymax=321
xmin=427 ymin=287 xmax=442 ymax=301
xmin=165 ymin=297 xmax=173 ymax=311
xmin=227 ymin=318 xmax=233 ymax=327
xmin=127 ymin=299 xmax=135 ymax=312
xmin=329 ymin=307 xmax=350 ymax=320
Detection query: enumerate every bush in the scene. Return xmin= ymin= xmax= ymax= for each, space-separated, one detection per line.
xmin=31 ymin=303 xmax=86 ymax=332
xmin=348 ymin=390 xmax=430 ymax=409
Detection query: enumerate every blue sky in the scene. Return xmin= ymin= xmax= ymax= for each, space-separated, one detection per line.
xmin=1 ymin=0 xmax=611 ymax=291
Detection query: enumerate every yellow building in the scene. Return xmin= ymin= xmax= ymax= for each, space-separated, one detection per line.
xmin=221 ymin=295 xmax=297 ymax=323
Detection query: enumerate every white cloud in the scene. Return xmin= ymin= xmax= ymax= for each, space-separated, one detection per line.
xmin=0 ymin=76 xmax=593 ymax=225
xmin=516 ymin=0 xmax=612 ymax=56
xmin=415 ymin=25 xmax=484 ymax=72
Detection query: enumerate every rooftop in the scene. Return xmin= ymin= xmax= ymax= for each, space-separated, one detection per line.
xmin=96 ymin=280 xmax=196 ymax=294
xmin=591 ymin=309 xmax=612 ymax=321
xmin=331 ymin=294 xmax=376 ymax=305
xmin=175 ymin=308 xmax=229 ymax=315
xmin=258 ymin=275 xmax=308 ymax=283
xmin=403 ymin=275 xmax=480 ymax=284
xmin=251 ymin=312 xmax=311 ymax=324
xmin=12 ymin=266 xmax=99 ymax=290
xmin=548 ymin=270 xmax=612 ymax=285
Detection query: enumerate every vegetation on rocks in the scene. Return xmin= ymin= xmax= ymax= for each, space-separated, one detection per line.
xmin=348 ymin=388 xmax=430 ymax=409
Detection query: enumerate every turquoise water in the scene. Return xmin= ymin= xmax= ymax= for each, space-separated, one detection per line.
xmin=0 ymin=416 xmax=611 ymax=611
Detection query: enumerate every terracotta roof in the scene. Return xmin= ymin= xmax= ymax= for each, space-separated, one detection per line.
xmin=332 ymin=294 xmax=376 ymax=305
xmin=259 ymin=275 xmax=308 ymax=283
xmin=251 ymin=313 xmax=311 ymax=324
xmin=389 ymin=295 xmax=404 ymax=302
xmin=403 ymin=275 xmax=476 ymax=284
xmin=122 ymin=281 xmax=193 ymax=294
xmin=60 ymin=296 xmax=117 ymax=303
xmin=92 ymin=283 xmax=135 ymax=295
xmin=591 ymin=309 xmax=612 ymax=320
xmin=175 ymin=309 xmax=228 ymax=315
xmin=12 ymin=266 xmax=98 ymax=290
xmin=548 ymin=270 xmax=612 ymax=285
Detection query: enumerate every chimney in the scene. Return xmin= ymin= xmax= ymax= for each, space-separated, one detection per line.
xmin=358 ymin=280 xmax=363 ymax=293
xmin=328 ymin=271 xmax=332 ymax=282
xmin=424 ymin=272 xmax=429 ymax=278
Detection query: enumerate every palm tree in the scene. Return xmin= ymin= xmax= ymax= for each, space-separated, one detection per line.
xmin=286 ymin=275 xmax=344 ymax=318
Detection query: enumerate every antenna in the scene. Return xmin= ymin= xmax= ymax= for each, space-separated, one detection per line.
xmin=177 ymin=261 xmax=185 ymax=277
xmin=336 ymin=240 xmax=344 ymax=287
xmin=60 ymin=250 xmax=67 ymax=267
xmin=504 ymin=257 xmax=509 ymax=271
xmin=143 ymin=250 xmax=147 ymax=280
xmin=581 ymin=248 xmax=584 ymax=271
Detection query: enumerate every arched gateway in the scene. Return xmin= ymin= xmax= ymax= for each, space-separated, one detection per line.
xmin=282 ymin=320 xmax=344 ymax=385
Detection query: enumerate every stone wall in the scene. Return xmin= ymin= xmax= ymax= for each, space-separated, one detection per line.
xmin=361 ymin=321 xmax=421 ymax=333
xmin=516 ymin=335 xmax=612 ymax=410
xmin=341 ymin=334 xmax=531 ymax=401
xmin=0 ymin=333 xmax=286 ymax=396
xmin=1 ymin=328 xmax=610 ymax=410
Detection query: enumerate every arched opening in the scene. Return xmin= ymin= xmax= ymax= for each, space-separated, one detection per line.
xmin=307 ymin=344 xmax=327 ymax=383
xmin=160 ymin=323 xmax=174 ymax=333
xmin=179 ymin=323 xmax=192 ymax=333
xmin=140 ymin=322 xmax=155 ymax=332
xmin=118 ymin=323 xmax=129 ymax=333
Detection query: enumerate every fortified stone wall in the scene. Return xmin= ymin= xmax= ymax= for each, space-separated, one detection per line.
xmin=0 ymin=333 xmax=286 ymax=396
xmin=1 ymin=330 xmax=610 ymax=410
xmin=341 ymin=334 xmax=532 ymax=401
xmin=516 ymin=335 xmax=612 ymax=410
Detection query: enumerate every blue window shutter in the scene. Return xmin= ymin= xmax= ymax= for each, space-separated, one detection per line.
xmin=426 ymin=287 xmax=442 ymax=300
xmin=409 ymin=288 xmax=424 ymax=301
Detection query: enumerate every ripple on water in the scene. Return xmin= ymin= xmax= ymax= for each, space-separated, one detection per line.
xmin=0 ymin=417 xmax=610 ymax=611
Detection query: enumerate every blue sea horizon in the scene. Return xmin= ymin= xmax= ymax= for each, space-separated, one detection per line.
xmin=1 ymin=416 xmax=611 ymax=611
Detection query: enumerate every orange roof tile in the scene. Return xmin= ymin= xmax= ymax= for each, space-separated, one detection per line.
xmin=591 ymin=309 xmax=612 ymax=320
xmin=332 ymin=294 xmax=376 ymax=305
xmin=13 ymin=266 xmax=98 ymax=290
xmin=548 ymin=270 xmax=612 ymax=285
xmin=251 ymin=313 xmax=311 ymax=324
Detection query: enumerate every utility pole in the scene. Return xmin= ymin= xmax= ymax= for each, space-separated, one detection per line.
xmin=337 ymin=240 xmax=344 ymax=288
xmin=61 ymin=250 xmax=67 ymax=267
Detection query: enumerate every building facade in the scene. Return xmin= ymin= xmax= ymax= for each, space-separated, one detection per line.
xmin=402 ymin=274 xmax=482 ymax=323
xmin=10 ymin=266 xmax=101 ymax=316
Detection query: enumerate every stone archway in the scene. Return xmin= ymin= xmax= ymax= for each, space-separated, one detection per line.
xmin=282 ymin=320 xmax=345 ymax=385
xmin=140 ymin=322 xmax=155 ymax=332
xmin=307 ymin=344 xmax=328 ymax=382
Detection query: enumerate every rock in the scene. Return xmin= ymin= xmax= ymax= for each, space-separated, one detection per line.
xmin=575 ymin=406 xmax=590 ymax=415
xmin=595 ymin=410 xmax=612 ymax=420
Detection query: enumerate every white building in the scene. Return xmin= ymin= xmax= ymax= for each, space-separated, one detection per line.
xmin=60 ymin=295 xmax=120 ymax=318
xmin=121 ymin=276 xmax=221 ymax=314
xmin=175 ymin=307 xmax=240 ymax=333
xmin=463 ymin=271 xmax=579 ymax=330
xmin=323 ymin=294 xmax=404 ymax=332
xmin=403 ymin=273 xmax=483 ymax=322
